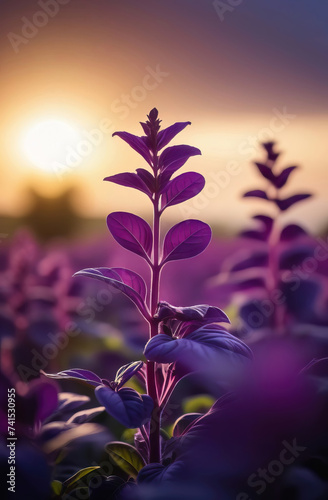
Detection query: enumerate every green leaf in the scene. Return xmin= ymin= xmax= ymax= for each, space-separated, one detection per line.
xmin=62 ymin=466 xmax=101 ymax=493
xmin=51 ymin=480 xmax=62 ymax=496
xmin=183 ymin=394 xmax=215 ymax=414
xmin=106 ymin=441 xmax=146 ymax=479
xmin=121 ymin=428 xmax=138 ymax=444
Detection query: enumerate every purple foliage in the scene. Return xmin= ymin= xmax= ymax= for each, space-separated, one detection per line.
xmin=44 ymin=109 xmax=249 ymax=481
xmin=221 ymin=141 xmax=317 ymax=337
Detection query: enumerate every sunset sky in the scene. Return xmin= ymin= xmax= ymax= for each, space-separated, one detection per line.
xmin=1 ymin=0 xmax=327 ymax=233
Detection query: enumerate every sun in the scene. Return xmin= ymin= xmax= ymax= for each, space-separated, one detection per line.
xmin=22 ymin=119 xmax=80 ymax=173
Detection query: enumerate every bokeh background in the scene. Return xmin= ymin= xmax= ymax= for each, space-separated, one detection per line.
xmin=1 ymin=0 xmax=328 ymax=241
xmin=1 ymin=3 xmax=328 ymax=499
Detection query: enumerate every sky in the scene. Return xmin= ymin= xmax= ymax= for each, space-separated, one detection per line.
xmin=0 ymin=0 xmax=327 ymax=233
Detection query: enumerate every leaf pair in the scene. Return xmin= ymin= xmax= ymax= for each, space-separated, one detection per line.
xmin=105 ymin=170 xmax=204 ymax=211
xmin=43 ymin=362 xmax=151 ymax=428
xmin=106 ymin=213 xmax=211 ymax=266
xmin=243 ymin=190 xmax=311 ymax=211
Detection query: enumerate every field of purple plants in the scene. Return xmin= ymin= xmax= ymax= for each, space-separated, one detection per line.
xmin=1 ymin=108 xmax=328 ymax=500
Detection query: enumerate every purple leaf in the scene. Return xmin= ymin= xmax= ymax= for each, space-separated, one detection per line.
xmin=172 ymin=413 xmax=202 ymax=437
xmin=274 ymin=194 xmax=311 ymax=211
xmin=274 ymin=166 xmax=297 ymax=189
xmin=114 ymin=361 xmax=144 ymax=389
xmin=241 ymin=215 xmax=273 ymax=241
xmin=279 ymin=246 xmax=314 ymax=270
xmin=280 ymin=224 xmax=307 ymax=241
xmin=155 ymin=301 xmax=230 ymax=324
xmin=107 ymin=212 xmax=152 ymax=260
xmin=262 ymin=141 xmax=280 ymax=162
xmin=112 ymin=131 xmax=152 ymax=165
xmin=45 ymin=392 xmax=91 ymax=420
xmin=254 ymin=162 xmax=275 ymax=182
xmin=67 ymin=407 xmax=105 ymax=424
xmin=144 ymin=325 xmax=252 ymax=364
xmin=157 ymin=121 xmax=191 ymax=150
xmin=160 ymin=172 xmax=205 ymax=211
xmin=74 ymin=267 xmax=149 ymax=318
xmin=137 ymin=461 xmax=183 ymax=484
xmin=95 ymin=386 xmax=153 ymax=428
xmin=42 ymin=369 xmax=102 ymax=387
xmin=159 ymin=145 xmax=201 ymax=178
xmin=253 ymin=215 xmax=274 ymax=230
xmin=243 ymin=190 xmax=268 ymax=200
xmin=240 ymin=229 xmax=267 ymax=241
xmin=104 ymin=173 xmax=151 ymax=197
xmin=231 ymin=277 xmax=266 ymax=292
xmin=136 ymin=168 xmax=155 ymax=192
xmin=230 ymin=252 xmax=268 ymax=272
xmin=162 ymin=220 xmax=211 ymax=264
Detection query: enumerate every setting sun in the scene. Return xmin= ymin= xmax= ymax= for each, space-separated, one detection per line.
xmin=22 ymin=119 xmax=80 ymax=173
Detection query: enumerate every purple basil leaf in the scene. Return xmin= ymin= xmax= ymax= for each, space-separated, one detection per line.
xmin=39 ymin=421 xmax=75 ymax=442
xmin=274 ymin=166 xmax=297 ymax=189
xmin=243 ymin=190 xmax=268 ymax=200
xmin=280 ymin=224 xmax=307 ymax=241
xmin=155 ymin=301 xmax=230 ymax=324
xmin=95 ymin=386 xmax=153 ymax=428
xmin=231 ymin=277 xmax=266 ymax=291
xmin=114 ymin=361 xmax=144 ymax=389
xmin=279 ymin=246 xmax=314 ymax=270
xmin=230 ymin=251 xmax=268 ymax=272
xmin=112 ymin=131 xmax=152 ymax=165
xmin=144 ymin=326 xmax=252 ymax=364
xmin=74 ymin=267 xmax=148 ymax=318
xmin=67 ymin=407 xmax=105 ymax=424
xmin=45 ymin=392 xmax=91 ymax=421
xmin=137 ymin=461 xmax=183 ymax=484
xmin=160 ymin=172 xmax=205 ymax=211
xmin=254 ymin=162 xmax=275 ymax=182
xmin=172 ymin=413 xmax=202 ymax=437
xmin=157 ymin=121 xmax=191 ymax=150
xmin=162 ymin=220 xmax=211 ymax=264
xmin=107 ymin=212 xmax=152 ymax=260
xmin=104 ymin=173 xmax=151 ymax=197
xmin=240 ymin=229 xmax=268 ymax=241
xmin=253 ymin=215 xmax=274 ymax=230
xmin=42 ymin=369 xmax=102 ymax=387
xmin=262 ymin=141 xmax=280 ymax=162
xmin=274 ymin=194 xmax=312 ymax=211
xmin=159 ymin=145 xmax=201 ymax=177
xmin=136 ymin=168 xmax=155 ymax=192
xmin=241 ymin=215 xmax=273 ymax=241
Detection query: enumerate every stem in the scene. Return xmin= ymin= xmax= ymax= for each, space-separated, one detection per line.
xmin=267 ymin=189 xmax=285 ymax=335
xmin=146 ymin=184 xmax=162 ymax=463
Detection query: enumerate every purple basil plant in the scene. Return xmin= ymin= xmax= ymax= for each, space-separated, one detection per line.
xmin=220 ymin=141 xmax=315 ymax=338
xmin=44 ymin=109 xmax=251 ymax=482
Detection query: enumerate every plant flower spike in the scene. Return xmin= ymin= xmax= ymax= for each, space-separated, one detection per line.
xmin=44 ymin=109 xmax=251 ymax=486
